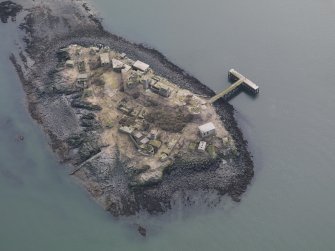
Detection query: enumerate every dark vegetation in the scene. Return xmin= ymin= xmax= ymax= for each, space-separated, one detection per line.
xmin=0 ymin=1 xmax=22 ymax=23
xmin=91 ymin=78 xmax=105 ymax=86
xmin=146 ymin=106 xmax=193 ymax=133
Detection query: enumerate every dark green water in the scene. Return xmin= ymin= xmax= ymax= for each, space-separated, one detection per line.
xmin=1 ymin=0 xmax=335 ymax=250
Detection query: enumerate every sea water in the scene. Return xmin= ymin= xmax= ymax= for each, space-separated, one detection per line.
xmin=1 ymin=0 xmax=335 ymax=250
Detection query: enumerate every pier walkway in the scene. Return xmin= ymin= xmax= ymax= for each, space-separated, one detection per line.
xmin=209 ymin=69 xmax=259 ymax=103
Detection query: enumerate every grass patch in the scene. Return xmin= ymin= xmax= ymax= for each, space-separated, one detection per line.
xmin=105 ymin=120 xmax=114 ymax=129
xmin=188 ymin=142 xmax=197 ymax=151
xmin=207 ymin=145 xmax=217 ymax=159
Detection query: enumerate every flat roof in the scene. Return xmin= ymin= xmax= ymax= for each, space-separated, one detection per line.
xmin=119 ymin=126 xmax=133 ymax=134
xmin=77 ymin=73 xmax=88 ymax=79
xmin=133 ymin=60 xmax=150 ymax=72
xmin=133 ymin=132 xmax=143 ymax=139
xmin=154 ymin=82 xmax=170 ymax=90
xmin=140 ymin=137 xmax=150 ymax=145
xmin=198 ymin=141 xmax=207 ymax=150
xmin=100 ymin=53 xmax=110 ymax=64
xmin=112 ymin=59 xmax=124 ymax=69
xmin=198 ymin=122 xmax=215 ymax=132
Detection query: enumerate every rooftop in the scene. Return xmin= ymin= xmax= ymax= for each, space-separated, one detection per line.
xmin=119 ymin=126 xmax=133 ymax=134
xmin=77 ymin=73 xmax=88 ymax=79
xmin=112 ymin=59 xmax=124 ymax=69
xmin=133 ymin=60 xmax=150 ymax=72
xmin=100 ymin=53 xmax=110 ymax=64
xmin=198 ymin=122 xmax=216 ymax=132
xmin=198 ymin=141 xmax=207 ymax=151
xmin=154 ymin=82 xmax=170 ymax=91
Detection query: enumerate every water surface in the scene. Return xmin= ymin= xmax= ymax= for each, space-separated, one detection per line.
xmin=1 ymin=0 xmax=335 ymax=250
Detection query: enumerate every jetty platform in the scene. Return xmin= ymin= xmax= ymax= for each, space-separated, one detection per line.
xmin=209 ymin=69 xmax=259 ymax=103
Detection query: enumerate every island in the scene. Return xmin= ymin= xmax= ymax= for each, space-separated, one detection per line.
xmin=3 ymin=0 xmax=254 ymax=216
xmin=62 ymin=44 xmax=238 ymax=185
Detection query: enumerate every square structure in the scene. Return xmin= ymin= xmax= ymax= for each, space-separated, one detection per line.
xmin=198 ymin=141 xmax=207 ymax=151
xmin=112 ymin=59 xmax=124 ymax=72
xmin=198 ymin=122 xmax=216 ymax=138
xmin=100 ymin=53 xmax=110 ymax=66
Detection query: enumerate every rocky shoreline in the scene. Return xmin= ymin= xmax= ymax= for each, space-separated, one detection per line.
xmin=0 ymin=0 xmax=21 ymax=23
xmin=4 ymin=0 xmax=253 ymax=216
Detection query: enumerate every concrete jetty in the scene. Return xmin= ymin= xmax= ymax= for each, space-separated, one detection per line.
xmin=209 ymin=69 xmax=259 ymax=103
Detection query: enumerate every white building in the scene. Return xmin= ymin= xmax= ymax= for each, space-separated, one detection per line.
xmin=133 ymin=60 xmax=150 ymax=72
xmin=65 ymin=60 xmax=74 ymax=68
xmin=198 ymin=141 xmax=207 ymax=151
xmin=100 ymin=53 xmax=110 ymax=66
xmin=198 ymin=122 xmax=216 ymax=138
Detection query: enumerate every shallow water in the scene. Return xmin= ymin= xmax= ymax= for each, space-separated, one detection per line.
xmin=1 ymin=0 xmax=335 ymax=250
